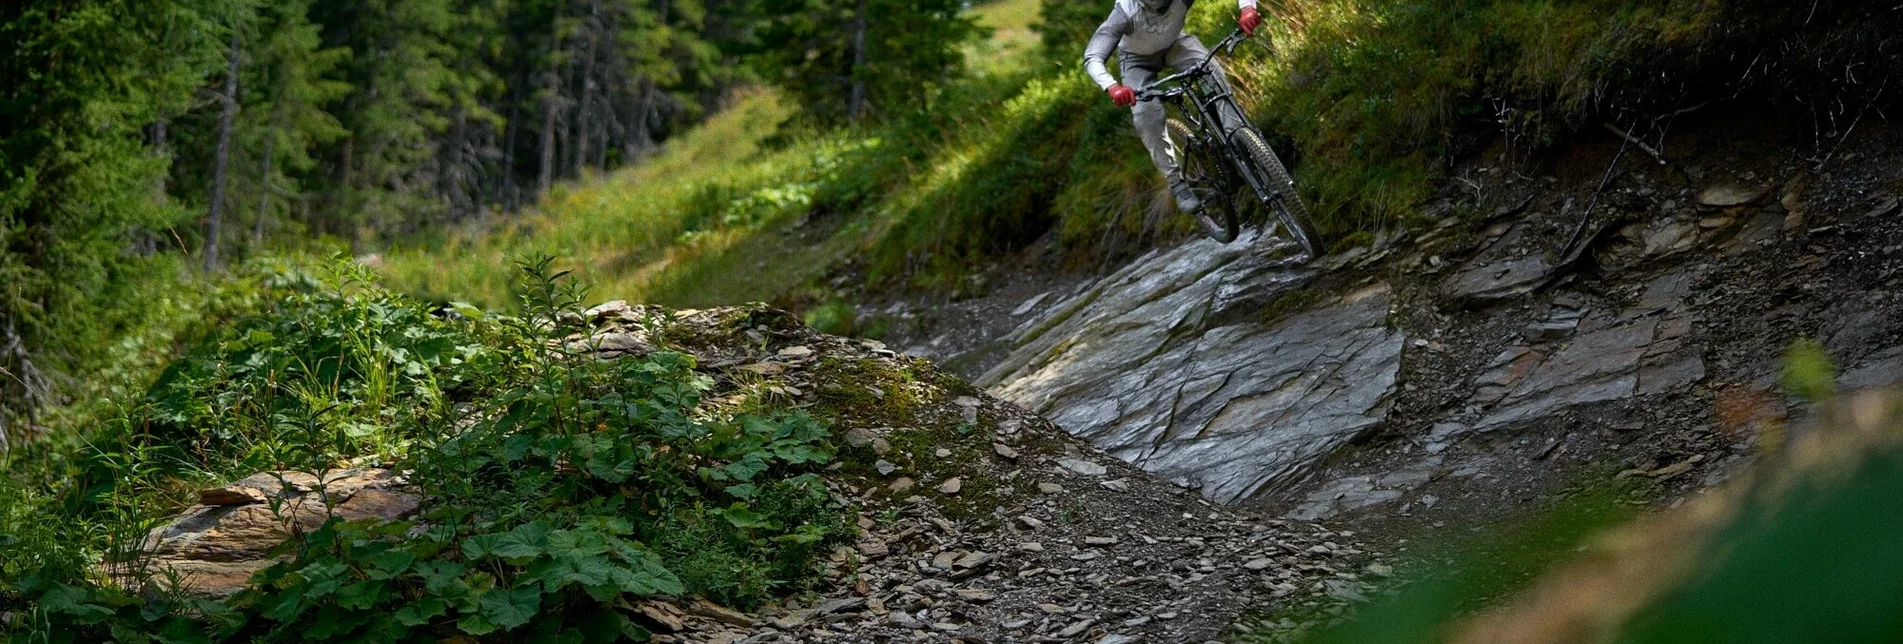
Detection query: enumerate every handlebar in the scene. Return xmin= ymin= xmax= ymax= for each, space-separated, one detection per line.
xmin=1136 ymin=29 xmax=1247 ymax=103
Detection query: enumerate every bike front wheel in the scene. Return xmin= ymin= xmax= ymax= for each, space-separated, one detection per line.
xmin=1232 ymin=128 xmax=1321 ymax=258
xmin=1166 ymin=118 xmax=1241 ymax=243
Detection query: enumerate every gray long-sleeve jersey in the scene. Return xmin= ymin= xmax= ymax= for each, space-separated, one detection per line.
xmin=1082 ymin=0 xmax=1257 ymax=90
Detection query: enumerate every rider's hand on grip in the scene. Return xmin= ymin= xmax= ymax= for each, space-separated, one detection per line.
xmin=1108 ymin=84 xmax=1137 ymax=108
xmin=1238 ymin=7 xmax=1261 ymax=36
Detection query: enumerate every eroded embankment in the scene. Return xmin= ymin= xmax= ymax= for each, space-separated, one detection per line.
xmin=925 ymin=107 xmax=1903 ymax=548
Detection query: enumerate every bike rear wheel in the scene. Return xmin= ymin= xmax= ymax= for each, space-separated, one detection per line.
xmin=1232 ymin=128 xmax=1321 ymax=258
xmin=1166 ymin=118 xmax=1241 ymax=243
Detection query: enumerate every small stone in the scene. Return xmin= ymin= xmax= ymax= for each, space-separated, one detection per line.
xmin=1698 ymin=183 xmax=1763 ymax=207
xmin=952 ymin=588 xmax=997 ymax=602
xmin=735 ymin=362 xmax=787 ymax=377
xmin=933 ymin=551 xmax=961 ymax=569
xmin=876 ymin=460 xmax=898 ymax=476
xmin=1038 ymin=603 xmax=1068 ymax=614
xmin=954 ymin=551 xmax=995 ymax=569
xmin=954 ymin=396 xmax=982 ymax=407
xmin=1366 ymin=563 xmax=1394 ymax=577
xmin=1244 ymin=558 xmax=1274 ymax=571
xmin=1059 ymin=458 xmax=1108 ymax=477
xmin=1037 ymin=482 xmax=1065 ymax=494
xmin=938 ymin=478 xmax=963 ymax=494
xmin=1098 ymin=478 xmax=1130 ymax=493
xmin=935 ymin=448 xmax=953 ymax=458
xmin=778 ymin=345 xmax=815 ymax=358
xmin=888 ymin=477 xmax=916 ymax=493
xmin=1084 ymin=536 xmax=1119 ymax=547
xmin=584 ymin=300 xmax=631 ymax=319
xmin=687 ymin=598 xmax=754 ymax=627
xmin=993 ymin=444 xmax=1020 ymax=460
xmin=1059 ymin=620 xmax=1096 ymax=637
xmin=842 ymin=428 xmax=878 ymax=449
xmin=635 ymin=601 xmax=685 ymax=632
xmin=1018 ymin=515 xmax=1047 ymax=530
xmin=858 ymin=540 xmax=890 ymax=557
xmin=1018 ymin=542 xmax=1045 ymax=553
xmin=870 ymin=438 xmax=892 ymax=455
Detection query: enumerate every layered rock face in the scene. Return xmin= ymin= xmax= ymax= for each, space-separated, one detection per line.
xmin=126 ymin=469 xmax=420 ymax=596
xmin=978 ymin=130 xmax=1903 ymax=527
xmin=979 ymin=234 xmax=1404 ymax=504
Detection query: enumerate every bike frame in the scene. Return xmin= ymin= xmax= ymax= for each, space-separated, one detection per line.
xmin=1137 ymin=30 xmax=1287 ymax=208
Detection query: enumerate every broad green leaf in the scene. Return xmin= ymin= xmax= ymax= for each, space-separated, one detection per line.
xmin=458 ymin=612 xmax=500 ymax=636
xmin=722 ymin=453 xmax=768 ymax=482
xmin=298 ymin=560 xmax=350 ymax=598
xmin=38 ymin=584 xmax=114 ymax=623
xmin=725 ymin=482 xmax=760 ymax=499
xmin=394 ymin=597 xmax=447 ymax=627
xmin=547 ymin=529 xmax=611 ymax=558
xmin=491 ymin=521 xmax=553 ymax=559
xmin=720 ymin=503 xmax=777 ymax=529
xmin=480 ymin=586 xmax=542 ymax=630
xmin=260 ymin=587 xmax=308 ymax=622
xmin=461 ymin=533 xmax=503 ymax=560
xmin=365 ymin=549 xmax=417 ymax=579
xmin=335 ymin=579 xmax=392 ymax=610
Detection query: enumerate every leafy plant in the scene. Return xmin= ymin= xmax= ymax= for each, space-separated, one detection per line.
xmin=3 ymin=255 xmax=853 ymax=641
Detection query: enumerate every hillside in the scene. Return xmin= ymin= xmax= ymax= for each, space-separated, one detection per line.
xmin=9 ymin=0 xmax=1903 ymax=642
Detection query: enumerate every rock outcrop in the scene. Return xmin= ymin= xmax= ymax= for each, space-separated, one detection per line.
xmin=978 ymin=233 xmax=1405 ymax=504
xmin=973 ymin=124 xmax=1903 ymax=534
xmin=126 ymin=469 xmax=419 ymax=597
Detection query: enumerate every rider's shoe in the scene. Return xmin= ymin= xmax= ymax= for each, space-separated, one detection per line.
xmin=1170 ymin=180 xmax=1202 ymax=214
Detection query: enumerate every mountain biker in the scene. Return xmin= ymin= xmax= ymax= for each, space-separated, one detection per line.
xmin=1084 ymin=0 xmax=1262 ymax=217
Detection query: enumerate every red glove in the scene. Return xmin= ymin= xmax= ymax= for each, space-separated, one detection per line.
xmin=1239 ymin=7 xmax=1261 ymax=36
xmin=1108 ymin=84 xmax=1137 ymax=108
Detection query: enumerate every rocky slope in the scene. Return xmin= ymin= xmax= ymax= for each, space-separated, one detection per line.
xmin=905 ymin=111 xmax=1903 ymax=546
xmin=134 ymin=305 xmax=1384 ymax=642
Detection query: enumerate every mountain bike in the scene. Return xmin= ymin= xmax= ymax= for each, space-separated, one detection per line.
xmin=1140 ymin=29 xmax=1320 ymax=257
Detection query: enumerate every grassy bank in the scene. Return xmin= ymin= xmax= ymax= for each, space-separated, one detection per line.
xmin=375 ymin=0 xmax=1878 ymax=313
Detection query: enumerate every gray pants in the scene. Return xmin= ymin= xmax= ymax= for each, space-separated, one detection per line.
xmin=1121 ymin=35 xmax=1246 ymax=185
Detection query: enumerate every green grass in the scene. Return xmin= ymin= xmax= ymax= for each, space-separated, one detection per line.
xmin=970 ymin=0 xmax=1043 ymax=64
xmin=377 ymin=90 xmax=817 ymax=309
xmin=377 ymin=0 xmax=1821 ymax=308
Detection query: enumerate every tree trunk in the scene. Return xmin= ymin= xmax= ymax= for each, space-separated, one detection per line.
xmin=502 ymin=102 xmax=519 ymax=209
xmin=205 ymin=31 xmax=242 ymax=272
xmin=255 ymin=130 xmax=275 ymax=246
xmin=537 ymin=6 xmax=566 ymax=200
xmin=849 ymin=0 xmax=869 ymax=123
xmin=630 ymin=81 xmax=654 ymax=154
xmin=538 ymin=78 xmax=560 ymax=199
xmin=573 ymin=1 xmax=600 ymax=175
